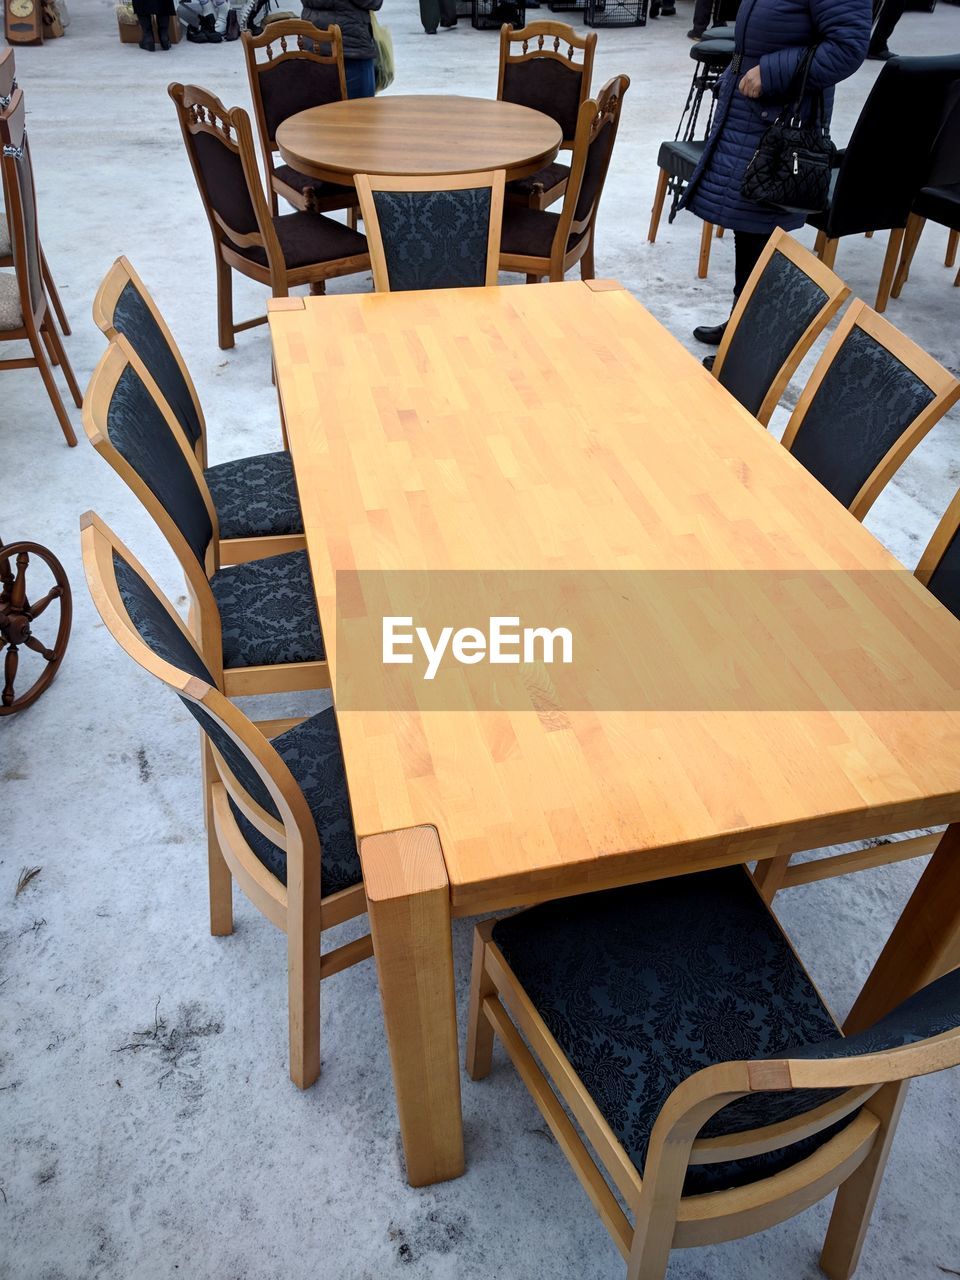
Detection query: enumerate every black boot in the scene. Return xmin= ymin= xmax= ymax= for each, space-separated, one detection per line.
xmin=157 ymin=15 xmax=171 ymax=46
xmin=224 ymin=8 xmax=240 ymax=38
xmin=703 ymin=355 xmax=716 ymax=371
xmin=693 ymin=321 xmax=726 ymax=346
xmin=138 ymin=19 xmax=156 ymax=48
xmin=201 ymin=12 xmax=223 ymax=40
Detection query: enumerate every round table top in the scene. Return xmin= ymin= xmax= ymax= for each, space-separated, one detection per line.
xmin=275 ymin=94 xmax=563 ymax=186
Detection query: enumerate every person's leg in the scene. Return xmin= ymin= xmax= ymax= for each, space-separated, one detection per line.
xmin=344 ymin=57 xmax=377 ymax=99
xmin=419 ymin=0 xmax=440 ymax=31
xmin=869 ymin=0 xmax=905 ymax=57
xmin=156 ymin=11 xmax=171 ymax=47
xmin=688 ymin=0 xmax=712 ymax=37
xmin=438 ymin=0 xmax=457 ymax=26
xmin=733 ymin=229 xmax=768 ymax=299
xmin=133 ymin=3 xmax=155 ymax=47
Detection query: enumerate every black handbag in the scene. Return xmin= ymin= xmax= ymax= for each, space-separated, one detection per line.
xmin=741 ymin=46 xmax=837 ymax=215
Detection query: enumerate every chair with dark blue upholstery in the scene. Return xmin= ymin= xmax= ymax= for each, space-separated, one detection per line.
xmin=500 ymin=73 xmax=630 ymax=284
xmin=93 ymin=256 xmax=304 ymax=567
xmin=81 ymin=512 xmax=370 ymax=1089
xmin=82 ymin=336 xmax=327 ymax=698
xmin=780 ymin=299 xmax=960 ymax=522
xmin=710 ymin=228 xmax=850 ymax=427
xmin=241 ymin=21 xmax=358 ymax=220
xmin=168 ymin=82 xmax=368 ymax=350
xmin=497 ymin=21 xmax=596 ymax=213
xmin=355 ymin=170 xmax=506 ymax=293
xmin=467 ymin=864 xmax=960 ymax=1279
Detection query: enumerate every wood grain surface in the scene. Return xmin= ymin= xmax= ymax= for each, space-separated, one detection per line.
xmin=270 ymin=281 xmax=960 ymax=914
xmin=275 ymin=94 xmax=562 ymax=184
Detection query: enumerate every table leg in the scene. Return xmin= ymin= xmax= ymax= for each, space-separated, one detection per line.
xmin=844 ymin=823 xmax=960 ymax=1034
xmin=359 ymin=824 xmax=465 ymax=1187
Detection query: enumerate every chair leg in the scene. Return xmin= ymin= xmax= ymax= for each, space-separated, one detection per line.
xmin=716 ymin=225 xmax=725 ymax=238
xmin=466 ymin=922 xmax=497 ymax=1080
xmin=44 ymin=318 xmax=82 ymax=407
xmin=648 ymin=167 xmax=669 ymax=244
xmin=525 ymin=273 xmax=543 ymax=284
xmin=753 ymin=853 xmax=792 ymax=902
xmin=697 ymin=220 xmax=713 ymax=279
xmin=875 ymin=226 xmax=905 ymax=313
xmin=41 ymin=324 xmax=60 ymax=367
xmin=819 ymin=1083 xmax=908 ymax=1280
xmin=814 ymin=229 xmax=827 ymax=258
xmin=215 ymin=256 xmax=235 ymax=350
xmin=202 ymin=741 xmax=233 ymax=937
xmin=820 ymin=237 xmax=839 ymax=270
xmin=288 ymin=917 xmax=322 ymax=1090
xmin=864 ymin=230 xmax=874 ymax=239
xmin=946 ymin=228 xmax=959 ymax=270
xmin=580 ymin=230 xmax=596 ymax=281
xmin=955 ymin=262 xmax=960 ymax=288
xmin=40 ymin=246 xmax=71 ymax=336
xmin=892 ymin=213 xmax=924 ymax=300
xmin=30 ymin=328 xmax=77 ymax=447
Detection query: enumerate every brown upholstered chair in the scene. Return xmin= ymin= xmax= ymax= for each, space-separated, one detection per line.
xmin=0 ymin=89 xmax=81 ymax=447
xmin=497 ymin=21 xmax=596 ymax=212
xmin=499 ymin=74 xmax=630 ymax=284
xmin=0 ymin=49 xmax=70 ymax=338
xmin=168 ymin=82 xmax=369 ymax=349
xmin=242 ymin=21 xmax=358 ymax=218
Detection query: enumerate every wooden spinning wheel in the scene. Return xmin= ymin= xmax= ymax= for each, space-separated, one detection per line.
xmin=0 ymin=539 xmax=71 ymax=715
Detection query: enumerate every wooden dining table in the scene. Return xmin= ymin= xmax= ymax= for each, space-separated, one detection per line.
xmin=269 ymin=280 xmax=960 ymax=1189
xmin=274 ymin=94 xmax=562 ymax=185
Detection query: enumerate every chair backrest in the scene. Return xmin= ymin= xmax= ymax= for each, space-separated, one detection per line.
xmin=355 ymin=170 xmax=506 ymax=293
xmin=82 ymin=337 xmax=223 ymax=666
xmin=0 ymin=48 xmax=16 ymax=105
xmin=497 ymin=21 xmax=596 ymax=150
xmin=916 ymin=486 xmax=960 ymax=623
xmin=243 ymin=21 xmax=346 ymax=153
xmin=640 ymin=965 xmax=960 ymax=1225
xmin=80 ymin=511 xmax=319 ymax=906
xmin=925 ymin=88 xmax=960 ymax=190
xmin=551 ymin=74 xmax=630 ymax=262
xmin=92 ymin=257 xmax=208 ymax=466
xmin=781 ymin=300 xmax=960 ymax=520
xmin=0 ymin=89 xmax=44 ymax=325
xmin=168 ymin=82 xmax=283 ymax=277
xmin=712 ymin=228 xmax=850 ymax=426
xmin=825 ymin=54 xmax=960 ymax=237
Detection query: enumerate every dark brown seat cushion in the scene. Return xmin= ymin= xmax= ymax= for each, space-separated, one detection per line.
xmin=273 ymin=163 xmax=355 ymax=203
xmin=506 ymin=161 xmax=570 ymax=199
xmin=500 ymin=204 xmax=586 ymax=260
xmin=235 ymin=212 xmax=367 ymax=269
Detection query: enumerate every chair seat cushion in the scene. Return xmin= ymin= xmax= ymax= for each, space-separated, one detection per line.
xmin=506 ymin=162 xmax=571 ymax=200
xmin=205 ymin=450 xmax=304 ymax=541
xmin=228 ymin=706 xmax=361 ymax=897
xmin=500 ymin=205 xmax=587 ymax=261
xmin=0 ymin=271 xmax=22 ymax=331
xmin=914 ymin=182 xmax=960 ymax=231
xmin=657 ymin=138 xmax=705 ymax=182
xmin=0 ymin=213 xmax=10 ymax=256
xmin=211 ymin=549 xmax=324 ymax=669
xmin=273 ymin=164 xmax=356 ymax=203
xmin=235 ymin=212 xmax=367 ymax=270
xmin=491 ymin=866 xmax=853 ymax=1196
xmin=690 ymin=36 xmax=735 ymax=63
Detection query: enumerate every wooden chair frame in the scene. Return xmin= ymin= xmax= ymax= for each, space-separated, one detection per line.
xmin=355 ymin=170 xmax=506 ymax=293
xmin=0 ymin=50 xmax=70 ymax=338
xmin=892 ymin=211 xmax=960 ymax=299
xmin=499 ymin=74 xmax=630 ymax=285
xmin=813 ymin=226 xmax=905 ymax=315
xmin=496 ymin=21 xmax=597 ymax=212
xmin=0 ymin=89 xmax=80 ymax=447
xmin=712 ymin=228 xmax=851 ymax=427
xmin=781 ymin=299 xmax=960 ymax=521
xmin=91 ymin=255 xmax=305 ymax=566
xmin=168 ymin=82 xmax=369 ymax=350
xmin=467 ymin=916 xmax=960 ymax=1280
xmin=82 ymin=337 xmax=327 ymax=698
xmin=81 ymin=511 xmax=370 ymax=1088
xmin=241 ymin=22 xmax=356 ymax=218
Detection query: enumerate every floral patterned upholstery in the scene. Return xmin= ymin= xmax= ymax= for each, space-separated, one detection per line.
xmin=371 ymin=188 xmax=494 ymax=291
xmin=789 ymin=325 xmax=937 ymax=509
xmin=204 ymin=450 xmax=304 ymax=540
xmin=210 ymin=549 xmax=324 ymax=669
xmin=491 ymin=866 xmax=854 ymax=1195
xmin=926 ymin=519 xmax=960 ymax=623
xmin=718 ymin=250 xmax=829 ymax=418
xmin=228 ymin=707 xmax=361 ymax=896
xmin=0 ymin=212 xmax=10 ymax=255
xmin=0 ymin=271 xmax=22 ymax=331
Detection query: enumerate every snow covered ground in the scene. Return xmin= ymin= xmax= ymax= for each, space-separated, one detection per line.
xmin=2 ymin=3 xmax=960 ymax=1276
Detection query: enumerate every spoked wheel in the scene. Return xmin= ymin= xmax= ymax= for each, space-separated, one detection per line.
xmin=0 ymin=540 xmax=72 ymax=715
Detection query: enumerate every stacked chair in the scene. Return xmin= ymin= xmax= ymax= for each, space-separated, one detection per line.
xmin=84 ymin=260 xmax=372 ymax=1087
xmin=0 ymin=62 xmax=80 ymax=446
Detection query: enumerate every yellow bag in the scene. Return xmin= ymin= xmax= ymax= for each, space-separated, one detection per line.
xmin=371 ymin=12 xmax=394 ymax=94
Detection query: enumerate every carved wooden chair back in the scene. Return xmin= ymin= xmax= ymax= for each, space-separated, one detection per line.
xmin=781 ymin=299 xmax=960 ymax=520
xmin=355 ymin=170 xmax=506 ymax=293
xmin=242 ymin=21 xmax=347 ymax=214
xmin=497 ymin=21 xmax=596 ymax=151
xmin=0 ymin=48 xmax=15 ymax=104
xmin=712 ymin=228 xmax=851 ymax=427
xmin=80 ymin=512 xmax=369 ymax=1088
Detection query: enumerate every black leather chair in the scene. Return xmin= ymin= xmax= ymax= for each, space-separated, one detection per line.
xmin=891 ymin=92 xmax=960 ymax=301
xmin=808 ymin=54 xmax=960 ymax=312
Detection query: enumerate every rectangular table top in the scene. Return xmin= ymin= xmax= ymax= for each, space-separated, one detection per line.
xmin=270 ymin=281 xmax=960 ymax=913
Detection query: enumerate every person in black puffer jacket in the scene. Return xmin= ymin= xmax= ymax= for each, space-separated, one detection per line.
xmin=681 ymin=0 xmax=871 ymax=351
xmin=302 ymin=0 xmax=383 ymax=98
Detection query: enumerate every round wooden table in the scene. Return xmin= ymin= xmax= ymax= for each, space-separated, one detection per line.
xmin=275 ymin=94 xmax=563 ymax=186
